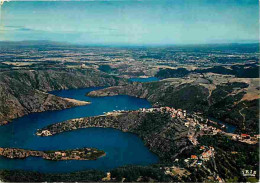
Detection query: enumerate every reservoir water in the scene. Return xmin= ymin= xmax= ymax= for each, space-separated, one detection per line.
xmin=129 ymin=77 xmax=159 ymax=83
xmin=0 ymin=87 xmax=159 ymax=173
xmin=209 ymin=117 xmax=237 ymax=133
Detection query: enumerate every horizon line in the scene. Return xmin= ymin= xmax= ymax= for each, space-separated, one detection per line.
xmin=0 ymin=40 xmax=259 ymax=47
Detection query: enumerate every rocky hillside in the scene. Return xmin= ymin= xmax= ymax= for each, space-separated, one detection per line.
xmin=0 ymin=68 xmax=126 ymax=124
xmin=87 ymin=76 xmax=259 ymax=134
xmin=37 ymin=108 xmax=192 ymax=162
xmin=35 ymin=108 xmax=259 ymax=182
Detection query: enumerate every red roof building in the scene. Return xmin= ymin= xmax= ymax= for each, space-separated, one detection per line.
xmin=191 ymin=155 xmax=198 ymax=159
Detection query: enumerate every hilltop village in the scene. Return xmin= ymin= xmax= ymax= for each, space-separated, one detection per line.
xmin=35 ymin=106 xmax=259 ymax=182
xmin=0 ymin=42 xmax=259 ymax=182
xmin=37 ymin=107 xmax=259 ymax=146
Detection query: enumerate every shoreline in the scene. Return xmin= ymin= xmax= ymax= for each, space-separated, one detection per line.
xmin=0 ymin=96 xmax=91 ymax=126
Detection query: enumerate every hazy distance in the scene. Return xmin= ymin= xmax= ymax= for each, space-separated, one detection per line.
xmin=0 ymin=0 xmax=259 ymax=45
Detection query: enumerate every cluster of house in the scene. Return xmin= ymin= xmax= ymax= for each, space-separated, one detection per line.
xmin=105 ymin=110 xmax=127 ymax=116
xmin=196 ymin=122 xmax=224 ymax=136
xmin=164 ymin=166 xmax=191 ymax=178
xmin=231 ymin=133 xmax=259 ymax=144
xmin=140 ymin=107 xmax=187 ymax=119
xmin=41 ymin=150 xmax=72 ymax=160
xmin=191 ymin=116 xmax=260 ymax=146
xmin=37 ymin=129 xmax=52 ymax=136
xmin=164 ymin=107 xmax=187 ymax=119
xmin=183 ymin=145 xmax=215 ymax=167
xmin=187 ymin=134 xmax=198 ymax=145
xmin=184 ymin=116 xmax=230 ymax=138
xmin=45 ymin=148 xmax=96 ymax=160
xmin=53 ymin=151 xmax=67 ymax=157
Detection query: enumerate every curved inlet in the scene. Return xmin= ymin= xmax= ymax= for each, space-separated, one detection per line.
xmin=0 ymin=87 xmax=159 ymax=173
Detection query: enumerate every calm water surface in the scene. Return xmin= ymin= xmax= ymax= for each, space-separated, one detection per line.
xmin=129 ymin=77 xmax=159 ymax=82
xmin=209 ymin=117 xmax=237 ymax=133
xmin=0 ymin=87 xmax=159 ymax=173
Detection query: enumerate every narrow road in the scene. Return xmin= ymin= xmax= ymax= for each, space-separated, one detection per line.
xmin=239 ymin=107 xmax=246 ymax=130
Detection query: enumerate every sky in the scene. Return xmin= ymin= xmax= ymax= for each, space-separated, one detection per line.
xmin=0 ymin=0 xmax=259 ymax=45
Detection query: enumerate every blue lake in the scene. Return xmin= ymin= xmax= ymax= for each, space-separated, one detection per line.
xmin=208 ymin=117 xmax=237 ymax=133
xmin=0 ymin=87 xmax=159 ymax=173
xmin=129 ymin=77 xmax=159 ymax=83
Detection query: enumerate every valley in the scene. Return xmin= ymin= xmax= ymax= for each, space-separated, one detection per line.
xmin=0 ymin=42 xmax=258 ymax=182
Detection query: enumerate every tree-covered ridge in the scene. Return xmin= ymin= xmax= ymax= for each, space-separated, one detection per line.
xmin=155 ymin=63 xmax=259 ymax=79
xmin=36 ymin=108 xmax=191 ymax=162
xmin=0 ymin=147 xmax=105 ymax=161
xmin=87 ymin=79 xmax=259 ymax=134
xmin=4 ymin=108 xmax=259 ymax=182
xmin=0 ymin=68 xmax=127 ymax=124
